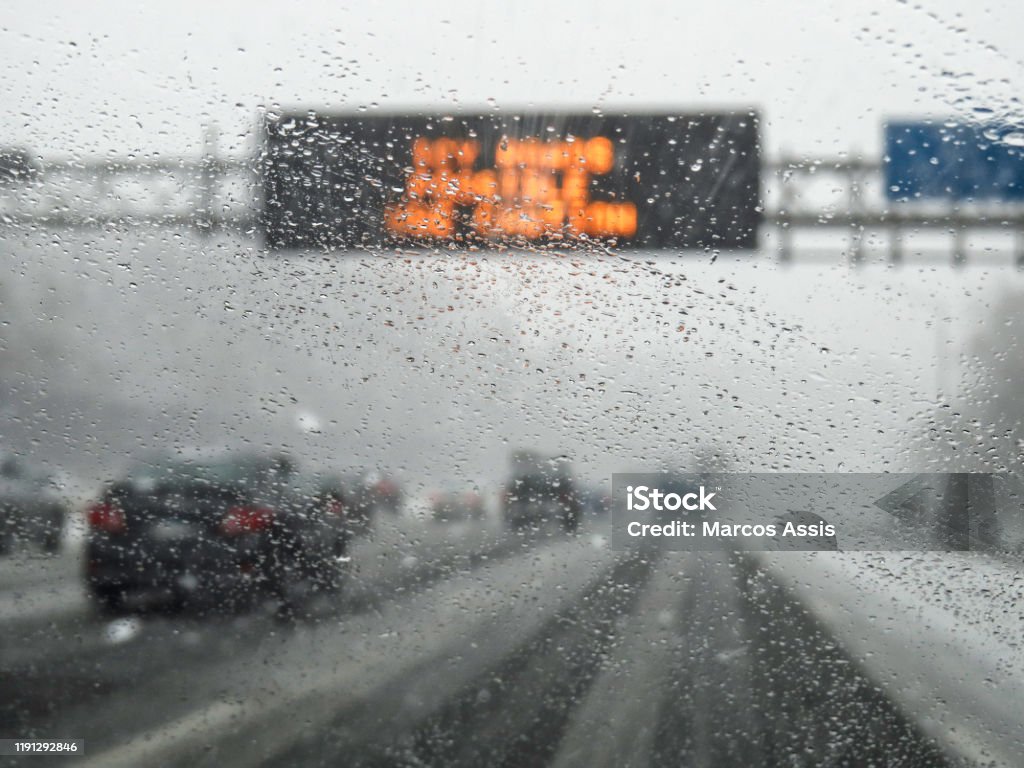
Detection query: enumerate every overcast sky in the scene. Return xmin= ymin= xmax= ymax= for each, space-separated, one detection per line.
xmin=3 ymin=1 xmax=1023 ymax=490
xmin=3 ymin=0 xmax=1023 ymax=160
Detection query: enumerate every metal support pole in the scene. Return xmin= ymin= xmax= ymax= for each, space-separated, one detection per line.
xmin=778 ymin=221 xmax=791 ymax=263
xmin=777 ymin=165 xmax=794 ymax=262
xmin=198 ymin=124 xmax=219 ymax=234
xmin=848 ymin=165 xmax=864 ymax=264
xmin=952 ymin=226 xmax=966 ymax=267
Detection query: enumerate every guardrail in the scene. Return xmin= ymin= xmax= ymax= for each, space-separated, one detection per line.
xmin=0 ymin=154 xmax=258 ymax=232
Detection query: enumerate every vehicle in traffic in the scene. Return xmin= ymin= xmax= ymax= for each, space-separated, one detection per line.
xmin=430 ymin=490 xmax=486 ymax=522
xmin=84 ymin=452 xmax=350 ymax=613
xmin=337 ymin=474 xmax=378 ymax=536
xmin=502 ymin=451 xmax=581 ymax=533
xmin=314 ymin=475 xmax=366 ymax=541
xmin=369 ymin=475 xmax=403 ymax=515
xmin=333 ymin=472 xmax=405 ymax=534
xmin=579 ymin=486 xmax=611 ymax=518
xmin=0 ymin=147 xmax=36 ymax=184
xmin=0 ymin=454 xmax=66 ymax=554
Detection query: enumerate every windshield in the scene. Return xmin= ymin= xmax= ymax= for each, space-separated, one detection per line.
xmin=2 ymin=3 xmax=1023 ymax=767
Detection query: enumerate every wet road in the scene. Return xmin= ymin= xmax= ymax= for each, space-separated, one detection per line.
xmin=1 ymin=514 xmax=967 ymax=768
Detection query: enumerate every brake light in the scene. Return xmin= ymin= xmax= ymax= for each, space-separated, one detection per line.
xmin=325 ymin=498 xmax=345 ymax=516
xmin=221 ymin=506 xmax=274 ymax=535
xmin=87 ymin=502 xmax=126 ymax=534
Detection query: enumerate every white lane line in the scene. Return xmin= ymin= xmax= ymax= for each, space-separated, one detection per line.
xmin=74 ymin=537 xmax=616 ymax=768
xmin=551 ymin=551 xmax=691 ymax=768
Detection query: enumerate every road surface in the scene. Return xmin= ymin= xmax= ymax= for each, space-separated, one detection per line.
xmin=0 ymin=516 xmax=990 ymax=767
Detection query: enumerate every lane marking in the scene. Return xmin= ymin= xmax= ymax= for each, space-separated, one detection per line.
xmin=552 ymin=551 xmax=691 ymax=768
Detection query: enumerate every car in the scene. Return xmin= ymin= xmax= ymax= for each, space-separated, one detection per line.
xmin=314 ymin=475 xmax=366 ymax=542
xmin=0 ymin=454 xmax=66 ymax=554
xmin=502 ymin=451 xmax=581 ymax=533
xmin=580 ymin=486 xmax=611 ymax=518
xmin=84 ymin=452 xmax=350 ymax=614
xmin=431 ymin=490 xmax=486 ymax=522
xmin=368 ymin=476 xmax=403 ymax=516
xmin=330 ymin=472 xmax=405 ymax=533
xmin=0 ymin=147 xmax=37 ymax=184
xmin=334 ymin=474 xmax=377 ymax=537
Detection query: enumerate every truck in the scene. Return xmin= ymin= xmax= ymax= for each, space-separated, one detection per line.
xmin=502 ymin=450 xmax=581 ymax=533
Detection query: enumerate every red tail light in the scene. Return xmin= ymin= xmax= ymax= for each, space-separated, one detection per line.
xmin=325 ymin=498 xmax=345 ymax=517
xmin=87 ymin=502 xmax=126 ymax=534
xmin=221 ymin=506 xmax=274 ymax=535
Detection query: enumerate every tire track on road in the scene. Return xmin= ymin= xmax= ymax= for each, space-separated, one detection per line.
xmin=286 ymin=546 xmax=659 ymax=768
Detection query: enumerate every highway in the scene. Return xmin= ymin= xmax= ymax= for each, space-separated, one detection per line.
xmin=5 ymin=513 xmax=1007 ymax=767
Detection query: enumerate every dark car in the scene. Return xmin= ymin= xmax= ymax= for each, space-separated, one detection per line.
xmin=314 ymin=476 xmax=367 ymax=541
xmin=335 ymin=475 xmax=376 ymax=537
xmin=84 ymin=453 xmax=350 ymax=614
xmin=580 ymin=486 xmax=612 ymax=518
xmin=0 ymin=147 xmax=37 ymax=184
xmin=0 ymin=455 xmax=66 ymax=554
xmin=503 ymin=453 xmax=581 ymax=533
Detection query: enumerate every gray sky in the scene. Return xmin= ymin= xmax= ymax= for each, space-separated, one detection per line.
xmin=3 ymin=0 xmax=1023 ymax=159
xmin=3 ymin=0 xmax=1024 ymax=492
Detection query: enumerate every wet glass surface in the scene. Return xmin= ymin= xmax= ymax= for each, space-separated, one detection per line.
xmin=3 ymin=3 xmax=1024 ymax=766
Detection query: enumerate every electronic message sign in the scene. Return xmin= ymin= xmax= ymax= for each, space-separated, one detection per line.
xmin=261 ymin=111 xmax=761 ymax=250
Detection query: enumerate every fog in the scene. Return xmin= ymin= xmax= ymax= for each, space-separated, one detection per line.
xmin=0 ymin=225 xmax=1007 ymax=493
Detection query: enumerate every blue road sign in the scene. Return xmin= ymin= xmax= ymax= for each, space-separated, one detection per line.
xmin=885 ymin=121 xmax=1024 ymax=202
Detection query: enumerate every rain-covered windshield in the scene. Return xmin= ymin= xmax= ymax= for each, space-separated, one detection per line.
xmin=2 ymin=3 xmax=1024 ymax=767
